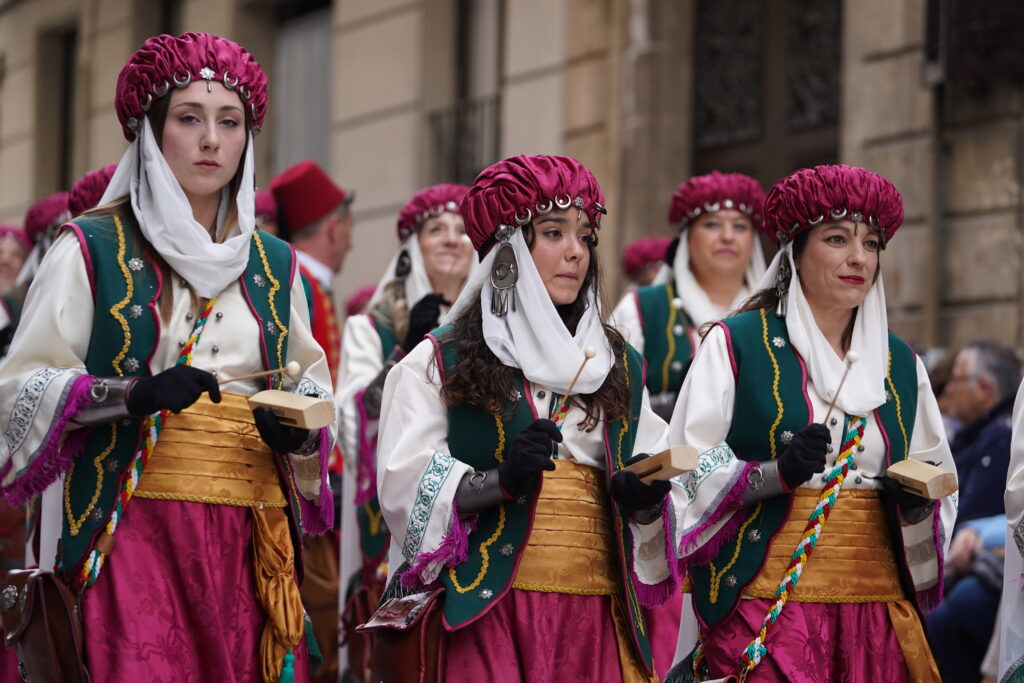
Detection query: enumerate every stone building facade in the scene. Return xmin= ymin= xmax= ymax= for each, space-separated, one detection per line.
xmin=0 ymin=0 xmax=1020 ymax=350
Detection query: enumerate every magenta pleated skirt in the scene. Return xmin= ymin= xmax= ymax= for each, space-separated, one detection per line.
xmin=81 ymin=498 xmax=311 ymax=683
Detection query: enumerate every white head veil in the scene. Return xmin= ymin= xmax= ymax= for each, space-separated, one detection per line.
xmin=99 ymin=116 xmax=256 ymax=299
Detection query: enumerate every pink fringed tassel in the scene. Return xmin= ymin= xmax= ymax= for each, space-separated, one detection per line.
xmin=401 ymin=500 xmax=474 ymax=588
xmin=2 ymin=374 xmax=95 ymax=505
xmin=916 ymin=500 xmax=945 ymax=612
xmin=353 ymin=387 xmax=377 ymax=506
xmin=631 ymin=492 xmax=682 ymax=608
xmin=679 ymin=460 xmax=757 ymax=568
xmin=298 ymin=427 xmax=335 ymax=536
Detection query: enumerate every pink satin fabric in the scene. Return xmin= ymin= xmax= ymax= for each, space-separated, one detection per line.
xmin=701 ymin=598 xmax=911 ymax=682
xmin=645 ymin=591 xmax=683 ymax=677
xmin=445 ymin=589 xmax=628 ymax=682
xmin=82 ymin=498 xmax=311 ymax=683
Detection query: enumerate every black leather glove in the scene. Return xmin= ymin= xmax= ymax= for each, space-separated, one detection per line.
xmin=497 ymin=419 xmax=561 ymax=498
xmin=778 ymin=423 xmax=830 ymax=490
xmin=126 ymin=365 xmax=221 ymax=416
xmin=611 ymin=454 xmax=672 ymax=516
xmin=402 ymin=293 xmax=449 ymax=351
xmin=253 ymin=407 xmax=311 ymax=454
xmin=879 ymin=475 xmax=932 ymax=523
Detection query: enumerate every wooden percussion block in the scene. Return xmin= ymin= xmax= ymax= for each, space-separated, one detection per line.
xmin=886 ymin=459 xmax=958 ymax=500
xmin=624 ymin=445 xmax=699 ymax=482
xmin=248 ymin=390 xmax=334 ymax=430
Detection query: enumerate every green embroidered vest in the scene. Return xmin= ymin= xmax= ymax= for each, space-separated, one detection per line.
xmin=60 ymin=213 xmax=298 ymax=587
xmin=636 ymin=282 xmax=695 ymax=394
xmin=429 ymin=324 xmax=658 ymax=674
xmin=355 ymin=317 xmax=400 ymax=570
xmin=688 ymin=308 xmax=919 ymax=627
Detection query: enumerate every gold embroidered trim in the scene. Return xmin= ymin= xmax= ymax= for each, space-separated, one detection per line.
xmin=64 ymin=423 xmax=117 ymax=536
xmin=364 ymin=502 xmax=384 ymax=536
xmin=133 ymin=490 xmax=287 ymax=508
xmin=885 ymin=351 xmax=909 ymax=460
xmin=447 ymin=410 xmax=509 ymax=593
xmin=741 ymin=588 xmax=902 ymax=603
xmin=661 ymin=282 xmax=677 ymax=392
xmin=709 ymin=502 xmax=762 ymax=604
xmin=253 ymin=231 xmax=288 ymax=386
xmin=109 ymin=215 xmax=133 ymax=376
xmin=511 ymin=581 xmax=616 ymax=596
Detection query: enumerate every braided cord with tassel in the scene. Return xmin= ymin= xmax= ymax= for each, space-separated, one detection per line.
xmin=81 ymin=298 xmax=217 ymax=586
xmin=737 ymin=415 xmax=865 ymax=681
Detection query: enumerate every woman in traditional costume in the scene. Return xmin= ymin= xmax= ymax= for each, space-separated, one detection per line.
xmin=373 ymin=155 xmax=684 ymax=682
xmin=1000 ymin=380 xmax=1024 ymax=681
xmin=612 ymin=172 xmax=766 ymax=421
xmin=666 ymin=165 xmax=954 ymax=682
xmin=335 ymin=183 xmax=473 ymax=679
xmin=0 ymin=32 xmax=335 ymax=682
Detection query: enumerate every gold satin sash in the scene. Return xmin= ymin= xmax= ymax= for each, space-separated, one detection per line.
xmin=132 ymin=392 xmax=301 ymax=682
xmin=743 ymin=487 xmax=903 ymax=602
xmin=743 ymin=487 xmax=940 ymax=681
xmin=133 ymin=392 xmax=286 ymax=508
xmin=511 ymin=460 xmax=658 ymax=682
xmin=511 ymin=459 xmax=619 ymax=595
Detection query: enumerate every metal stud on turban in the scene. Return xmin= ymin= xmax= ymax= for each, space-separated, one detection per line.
xmin=764 ymin=165 xmax=904 ymax=247
xmin=667 ymin=171 xmax=766 ymax=231
xmin=461 ymin=155 xmax=606 ymax=316
xmin=114 ymin=32 xmax=269 ymax=141
xmin=396 ymin=183 xmax=470 ymax=242
xmin=68 ymin=164 xmax=117 ymax=216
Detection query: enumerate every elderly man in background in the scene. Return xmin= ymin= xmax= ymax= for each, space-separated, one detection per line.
xmin=928 ymin=339 xmax=1021 ymax=682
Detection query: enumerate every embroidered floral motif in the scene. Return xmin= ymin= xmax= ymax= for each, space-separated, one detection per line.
xmin=4 ymin=368 xmax=66 ymax=457
xmin=295 ymin=377 xmax=330 ymax=400
xmin=124 ymin=358 xmax=140 ymax=372
xmin=127 ymin=304 xmax=144 ymax=319
xmin=681 ymin=445 xmax=734 ymax=502
xmin=253 ymin=274 xmax=266 ymax=287
xmin=128 ymin=258 xmax=144 ymax=272
xmin=1014 ymin=517 xmax=1024 ymax=558
xmin=265 ymin=320 xmax=277 ymax=335
xmin=772 ymin=336 xmax=786 ymax=348
xmin=403 ymin=450 xmax=456 ymax=561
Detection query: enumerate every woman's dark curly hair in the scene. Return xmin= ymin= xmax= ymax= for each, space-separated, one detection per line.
xmin=437 ymin=224 xmax=632 ymax=431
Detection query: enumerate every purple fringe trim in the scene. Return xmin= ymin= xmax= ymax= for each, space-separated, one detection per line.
xmin=916 ymin=500 xmax=945 ymax=612
xmin=298 ymin=426 xmax=335 ymax=536
xmin=353 ymin=387 xmax=377 ymax=506
xmin=631 ymin=492 xmax=682 ymax=608
xmin=679 ymin=460 xmax=757 ymax=568
xmin=2 ymin=374 xmax=94 ymax=506
xmin=401 ymin=500 xmax=474 ymax=588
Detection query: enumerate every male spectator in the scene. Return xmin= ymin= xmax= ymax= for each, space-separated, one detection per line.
xmin=270 ymin=160 xmax=354 ymax=385
xmin=944 ymin=340 xmax=1021 ymax=526
xmin=928 ymin=340 xmax=1021 ymax=681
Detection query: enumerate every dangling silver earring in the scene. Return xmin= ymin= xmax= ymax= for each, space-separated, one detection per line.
xmin=775 ymin=251 xmax=791 ymax=318
xmin=490 ymin=225 xmax=518 ymax=316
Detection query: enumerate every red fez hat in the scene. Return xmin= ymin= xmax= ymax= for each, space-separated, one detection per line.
xmin=269 ymin=160 xmax=350 ymax=241
xmin=396 ymin=183 xmax=469 ymax=242
xmin=764 ymin=165 xmax=904 ymax=247
xmin=461 ymin=155 xmax=606 ymax=256
xmin=668 ymin=171 xmax=766 ymax=232
xmin=68 ymin=164 xmax=117 ymax=216
xmin=115 ymin=33 xmax=268 ymax=142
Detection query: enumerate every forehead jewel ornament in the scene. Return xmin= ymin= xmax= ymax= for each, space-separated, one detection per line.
xmin=199 ymin=66 xmax=216 ymax=93
xmin=490 ymin=223 xmax=518 ymax=317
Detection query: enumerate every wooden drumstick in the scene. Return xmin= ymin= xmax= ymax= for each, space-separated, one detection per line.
xmin=552 ymin=347 xmax=597 ymax=424
xmin=822 ymin=351 xmax=859 ymax=425
xmin=218 ymin=360 xmax=301 ymax=385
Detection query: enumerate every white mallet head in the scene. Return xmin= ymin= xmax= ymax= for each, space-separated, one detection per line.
xmin=284 ymin=361 xmax=302 ymax=379
xmin=844 ymin=350 xmax=859 ymax=366
xmin=583 ymin=346 xmax=597 ymax=360
xmin=671 ymin=298 xmax=684 ymax=310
